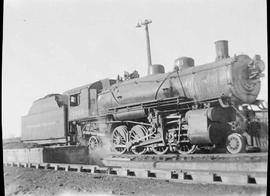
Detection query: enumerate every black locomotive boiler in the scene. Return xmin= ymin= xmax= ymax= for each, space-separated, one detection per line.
xmin=21 ymin=40 xmax=266 ymax=154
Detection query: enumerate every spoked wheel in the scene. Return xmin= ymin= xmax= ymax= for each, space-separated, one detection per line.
xmin=152 ymin=145 xmax=169 ymax=155
xmin=129 ymin=125 xmax=148 ymax=155
xmin=111 ymin=125 xmax=128 ymax=154
xmin=177 ymin=127 xmax=197 ymax=154
xmin=177 ymin=142 xmax=197 ymax=154
xmin=226 ymin=133 xmax=246 ymax=154
xmin=150 ymin=132 xmax=169 ymax=155
xmin=88 ymin=136 xmax=99 ymax=151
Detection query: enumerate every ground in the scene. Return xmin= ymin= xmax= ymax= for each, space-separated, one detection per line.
xmin=3 ymin=166 xmax=266 ymax=196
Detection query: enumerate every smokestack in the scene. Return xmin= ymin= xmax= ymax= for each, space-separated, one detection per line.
xmin=215 ymin=40 xmax=229 ymax=61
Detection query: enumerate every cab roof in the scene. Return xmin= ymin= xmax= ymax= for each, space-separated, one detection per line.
xmin=63 ymin=78 xmax=116 ymax=95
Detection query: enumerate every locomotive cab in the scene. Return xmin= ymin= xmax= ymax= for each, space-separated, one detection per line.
xmin=64 ymin=79 xmax=116 ymax=120
xmin=63 ymin=78 xmax=116 ymax=145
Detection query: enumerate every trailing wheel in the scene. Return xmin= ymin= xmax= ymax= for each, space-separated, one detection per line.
xmin=226 ymin=133 xmax=246 ymax=154
xmin=88 ymin=136 xmax=99 ymax=151
xmin=111 ymin=125 xmax=128 ymax=154
xmin=129 ymin=125 xmax=148 ymax=155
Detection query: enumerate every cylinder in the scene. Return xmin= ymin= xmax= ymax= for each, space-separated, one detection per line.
xmin=185 ymin=109 xmax=211 ymax=144
xmin=185 ymin=108 xmax=231 ymax=145
xmin=207 ymin=107 xmax=236 ymax=123
xmin=151 ymin=64 xmax=165 ymax=75
xmin=174 ymin=57 xmax=194 ymax=71
xmin=215 ymin=40 xmax=229 ymax=61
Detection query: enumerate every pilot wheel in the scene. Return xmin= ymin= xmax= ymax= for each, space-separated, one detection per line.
xmin=226 ymin=133 xmax=246 ymax=154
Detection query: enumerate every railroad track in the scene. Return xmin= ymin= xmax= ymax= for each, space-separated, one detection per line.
xmin=4 ymin=161 xmax=267 ymax=187
xmin=106 ymin=152 xmax=268 ymax=162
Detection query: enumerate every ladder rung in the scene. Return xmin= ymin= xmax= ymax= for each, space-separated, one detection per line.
xmin=167 ymin=120 xmax=179 ymax=124
xmin=180 ymin=134 xmax=188 ymax=136
xmin=166 ymin=116 xmax=181 ymax=119
xmin=179 ymin=140 xmax=190 ymax=143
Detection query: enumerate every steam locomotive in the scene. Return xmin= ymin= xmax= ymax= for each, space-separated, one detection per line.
xmin=21 ymin=40 xmax=266 ymax=154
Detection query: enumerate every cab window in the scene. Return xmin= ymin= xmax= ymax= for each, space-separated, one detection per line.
xmin=70 ymin=94 xmax=80 ymax=107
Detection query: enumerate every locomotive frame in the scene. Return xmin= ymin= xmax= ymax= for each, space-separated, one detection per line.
xmin=21 ymin=40 xmax=266 ymax=155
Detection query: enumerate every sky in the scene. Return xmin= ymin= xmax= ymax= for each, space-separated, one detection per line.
xmin=2 ymin=0 xmax=267 ymax=138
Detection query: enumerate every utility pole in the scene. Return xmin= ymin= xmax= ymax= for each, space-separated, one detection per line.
xmin=136 ymin=19 xmax=152 ymax=75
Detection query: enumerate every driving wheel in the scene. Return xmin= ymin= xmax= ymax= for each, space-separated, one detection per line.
xmin=111 ymin=125 xmax=128 ymax=154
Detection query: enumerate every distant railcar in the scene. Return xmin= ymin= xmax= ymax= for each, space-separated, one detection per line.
xmin=21 ymin=40 xmax=266 ymax=154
